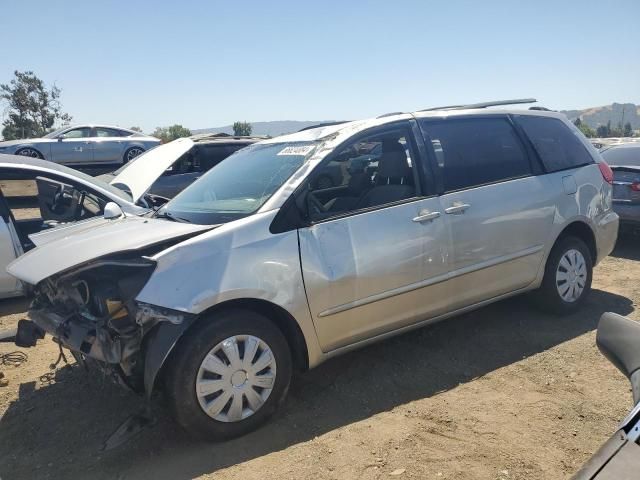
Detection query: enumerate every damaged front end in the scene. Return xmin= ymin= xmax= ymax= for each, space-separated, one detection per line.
xmin=21 ymin=255 xmax=193 ymax=393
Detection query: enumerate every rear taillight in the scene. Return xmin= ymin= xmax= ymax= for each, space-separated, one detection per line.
xmin=598 ymin=161 xmax=614 ymax=184
xmin=631 ymin=182 xmax=640 ymax=192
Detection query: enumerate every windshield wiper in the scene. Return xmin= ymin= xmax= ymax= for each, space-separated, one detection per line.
xmin=153 ymin=211 xmax=191 ymax=223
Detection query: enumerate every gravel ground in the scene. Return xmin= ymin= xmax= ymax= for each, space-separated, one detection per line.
xmin=0 ymin=236 xmax=638 ymax=480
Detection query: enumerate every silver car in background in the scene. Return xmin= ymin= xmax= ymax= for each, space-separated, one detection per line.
xmin=600 ymin=142 xmax=640 ymax=233
xmin=9 ymin=100 xmax=619 ymax=441
xmin=0 ymin=125 xmax=160 ymax=165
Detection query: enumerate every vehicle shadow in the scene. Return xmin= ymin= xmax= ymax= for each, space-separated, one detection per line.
xmin=0 ymin=289 xmax=634 ymax=480
xmin=611 ymin=233 xmax=640 ymax=261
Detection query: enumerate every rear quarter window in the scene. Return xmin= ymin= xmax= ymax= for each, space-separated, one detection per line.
xmin=516 ymin=116 xmax=594 ymax=172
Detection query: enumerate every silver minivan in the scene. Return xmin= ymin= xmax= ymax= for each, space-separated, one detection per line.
xmin=9 ymin=103 xmax=619 ymax=440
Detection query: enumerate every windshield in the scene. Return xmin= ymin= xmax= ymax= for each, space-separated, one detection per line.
xmin=601 ymin=145 xmax=640 ymax=166
xmin=158 ymin=141 xmax=317 ymax=224
xmin=44 ymin=127 xmax=70 ymax=139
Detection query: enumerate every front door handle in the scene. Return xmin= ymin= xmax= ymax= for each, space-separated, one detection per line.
xmin=412 ymin=210 xmax=441 ymax=223
xmin=73 ymin=147 xmax=83 ymax=152
xmin=445 ymin=202 xmax=471 ymax=214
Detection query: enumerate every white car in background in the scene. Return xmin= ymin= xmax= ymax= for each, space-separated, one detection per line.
xmin=0 ymin=125 xmax=160 ymax=165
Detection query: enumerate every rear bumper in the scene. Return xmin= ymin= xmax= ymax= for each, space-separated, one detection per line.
xmin=595 ymin=211 xmax=619 ymax=264
xmin=613 ymin=203 xmax=640 ymax=225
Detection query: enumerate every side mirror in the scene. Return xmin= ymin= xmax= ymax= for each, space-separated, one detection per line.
xmin=103 ymin=202 xmax=124 ymax=220
xmin=57 ymin=136 xmax=64 ymax=141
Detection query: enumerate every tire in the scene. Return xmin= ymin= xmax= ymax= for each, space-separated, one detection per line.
xmin=535 ymin=236 xmax=593 ymax=314
xmin=123 ymin=146 xmax=144 ymax=163
xmin=164 ymin=309 xmax=292 ymax=440
xmin=16 ymin=147 xmax=43 ymax=159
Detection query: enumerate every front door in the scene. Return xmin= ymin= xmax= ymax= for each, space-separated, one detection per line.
xmin=50 ymin=127 xmax=94 ymax=164
xmin=0 ymin=191 xmax=23 ymax=297
xmin=298 ymin=123 xmax=451 ymax=352
xmin=419 ymin=115 xmax=555 ymax=310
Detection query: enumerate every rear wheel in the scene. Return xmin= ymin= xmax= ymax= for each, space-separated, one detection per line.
xmin=536 ymin=236 xmax=593 ymax=314
xmin=16 ymin=147 xmax=43 ymax=159
xmin=164 ymin=309 xmax=292 ymax=440
xmin=123 ymin=146 xmax=144 ymax=163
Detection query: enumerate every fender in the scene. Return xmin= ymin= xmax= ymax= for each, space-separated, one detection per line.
xmin=142 ymin=316 xmax=198 ymax=399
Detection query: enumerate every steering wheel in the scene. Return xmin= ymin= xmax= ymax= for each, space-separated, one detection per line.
xmin=51 ymin=186 xmax=72 ymax=213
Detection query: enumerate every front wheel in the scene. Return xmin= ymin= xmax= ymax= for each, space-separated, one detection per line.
xmin=16 ymin=147 xmax=43 ymax=159
xmin=535 ymin=236 xmax=593 ymax=314
xmin=164 ymin=309 xmax=292 ymax=440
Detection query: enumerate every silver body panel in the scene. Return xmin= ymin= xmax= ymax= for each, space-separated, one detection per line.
xmin=298 ymin=197 xmax=450 ymax=351
xmin=7 ymin=109 xmax=620 ymax=371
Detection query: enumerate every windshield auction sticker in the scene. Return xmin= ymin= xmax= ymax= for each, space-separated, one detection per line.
xmin=277 ymin=145 xmax=315 ymax=156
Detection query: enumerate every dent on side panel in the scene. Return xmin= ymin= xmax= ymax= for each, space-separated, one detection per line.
xmin=135 ymin=210 xmax=325 ymax=367
xmin=543 ymin=164 xmax=618 ymax=267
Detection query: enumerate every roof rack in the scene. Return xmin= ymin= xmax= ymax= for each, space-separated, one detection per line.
xmin=420 ymin=98 xmax=537 ymax=112
xmin=377 ymin=111 xmax=404 ymax=118
xmin=297 ymin=121 xmax=349 ymax=132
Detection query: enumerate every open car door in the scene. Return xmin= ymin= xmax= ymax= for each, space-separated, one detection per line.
xmin=0 ymin=189 xmax=24 ymax=298
xmin=35 ymin=176 xmax=84 ymax=223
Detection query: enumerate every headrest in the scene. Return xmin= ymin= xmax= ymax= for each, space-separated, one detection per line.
xmin=377 ymin=141 xmax=410 ymax=178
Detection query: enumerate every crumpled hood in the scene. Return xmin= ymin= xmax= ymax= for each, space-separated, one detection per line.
xmin=7 ymin=214 xmax=214 ymax=285
xmin=110 ymin=138 xmax=194 ymax=202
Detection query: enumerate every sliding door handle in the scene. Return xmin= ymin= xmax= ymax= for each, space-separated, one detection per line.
xmin=413 ymin=210 xmax=441 ymax=223
xmin=445 ymin=203 xmax=470 ymax=214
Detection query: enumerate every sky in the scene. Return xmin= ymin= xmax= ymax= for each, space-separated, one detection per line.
xmin=1 ymin=0 xmax=639 ymax=132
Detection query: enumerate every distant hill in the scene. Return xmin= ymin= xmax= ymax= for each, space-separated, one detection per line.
xmin=193 ymin=103 xmax=640 ymax=136
xmin=192 ymin=120 xmax=335 ymax=137
xmin=562 ymin=103 xmax=640 ymax=129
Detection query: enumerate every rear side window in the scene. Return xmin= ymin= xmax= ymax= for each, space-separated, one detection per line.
xmin=95 ymin=127 xmax=127 ymax=137
xmin=419 ymin=117 xmax=530 ymax=192
xmin=516 ymin=116 xmax=594 ymax=172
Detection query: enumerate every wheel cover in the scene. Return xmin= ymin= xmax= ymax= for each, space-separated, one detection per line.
xmin=126 ymin=148 xmax=143 ymax=161
xmin=195 ymin=334 xmax=277 ymax=422
xmin=556 ymin=248 xmax=587 ymax=303
xmin=18 ymin=148 xmax=39 ymax=158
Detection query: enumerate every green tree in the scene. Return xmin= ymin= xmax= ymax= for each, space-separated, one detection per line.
xmin=233 ymin=121 xmax=252 ymax=136
xmin=596 ymin=124 xmax=610 ymax=138
xmin=573 ymin=118 xmax=595 ymax=137
xmin=0 ymin=70 xmax=72 ymax=140
xmin=151 ymin=124 xmax=191 ymax=143
xmin=623 ymin=122 xmax=633 ymax=137
xmin=130 ymin=126 xmax=143 ymax=133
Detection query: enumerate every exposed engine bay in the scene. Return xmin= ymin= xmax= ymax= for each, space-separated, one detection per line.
xmin=21 ymin=254 xmax=192 ymax=393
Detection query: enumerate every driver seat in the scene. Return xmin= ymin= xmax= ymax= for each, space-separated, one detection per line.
xmin=354 ymin=141 xmax=414 ymax=209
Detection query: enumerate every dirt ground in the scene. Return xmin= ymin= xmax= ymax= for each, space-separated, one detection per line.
xmin=0 ymin=236 xmax=638 ymax=480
